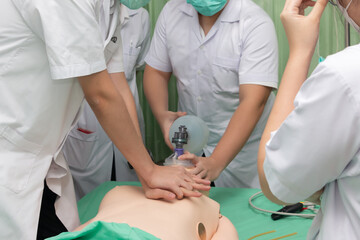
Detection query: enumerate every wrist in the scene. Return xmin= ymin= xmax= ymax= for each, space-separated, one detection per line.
xmin=288 ymin=48 xmax=314 ymax=64
xmin=133 ymin=152 xmax=156 ymax=182
xmin=209 ymin=154 xmax=227 ymax=173
xmin=156 ymin=110 xmax=170 ymax=126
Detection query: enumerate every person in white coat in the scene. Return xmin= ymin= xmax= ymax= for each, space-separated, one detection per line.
xmin=0 ymin=0 xmax=209 ymax=239
xmin=258 ymin=0 xmax=360 ymax=239
xmin=63 ymin=5 xmax=149 ymax=201
xmin=114 ymin=6 xmax=150 ymax=182
xmin=144 ymin=0 xmax=278 ymax=188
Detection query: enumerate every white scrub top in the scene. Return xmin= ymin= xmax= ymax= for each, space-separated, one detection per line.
xmin=0 ymin=0 xmax=110 ymax=239
xmin=145 ymin=0 xmax=278 ymax=188
xmin=63 ymin=5 xmax=150 ymax=200
xmin=264 ymin=44 xmax=360 ymax=240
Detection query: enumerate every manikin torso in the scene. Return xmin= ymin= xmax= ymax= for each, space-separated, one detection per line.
xmin=75 ymin=186 xmax=238 ymax=240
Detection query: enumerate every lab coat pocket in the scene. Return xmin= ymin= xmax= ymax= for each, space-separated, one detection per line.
xmin=64 ymin=129 xmax=98 ymax=170
xmin=211 ymin=56 xmax=240 ymax=95
xmin=0 ymin=126 xmax=42 ymax=193
xmin=123 ymin=46 xmax=141 ymax=80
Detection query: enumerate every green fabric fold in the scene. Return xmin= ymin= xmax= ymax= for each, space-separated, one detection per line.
xmin=46 ymin=221 xmax=160 ymax=240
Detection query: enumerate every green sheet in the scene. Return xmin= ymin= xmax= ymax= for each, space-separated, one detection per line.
xmin=46 ymin=221 xmax=160 ymax=240
xmin=77 ymin=181 xmax=314 ymax=240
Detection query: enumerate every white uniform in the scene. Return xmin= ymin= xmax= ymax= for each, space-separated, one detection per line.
xmin=114 ymin=7 xmax=151 ymax=182
xmin=264 ymin=44 xmax=360 ymax=240
xmin=145 ymin=0 xmax=278 ymax=188
xmin=63 ymin=5 xmax=150 ymax=200
xmin=0 ymin=0 xmax=119 ymax=239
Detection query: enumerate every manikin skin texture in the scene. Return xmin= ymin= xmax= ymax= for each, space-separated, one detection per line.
xmin=74 ymin=186 xmax=238 ymax=240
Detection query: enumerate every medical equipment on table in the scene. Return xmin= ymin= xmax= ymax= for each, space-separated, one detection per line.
xmin=271 ymin=202 xmax=304 ymax=221
xmin=169 ymin=115 xmax=209 ymax=154
xmin=164 ymin=125 xmax=193 ymax=167
xmin=164 ymin=115 xmax=209 ymax=167
xmin=249 ymin=191 xmax=318 ymax=219
xmin=78 ymin=182 xmax=314 ymax=239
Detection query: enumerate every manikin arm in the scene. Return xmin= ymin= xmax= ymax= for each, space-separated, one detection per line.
xmin=77 ymin=70 xmax=210 ymax=200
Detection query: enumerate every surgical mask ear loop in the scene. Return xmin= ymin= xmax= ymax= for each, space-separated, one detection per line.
xmin=338 ymin=0 xmax=360 ymax=34
xmin=317 ymin=37 xmax=325 ymax=63
xmin=333 ymin=5 xmax=340 ymax=52
xmin=345 ymin=0 xmax=353 ymax=12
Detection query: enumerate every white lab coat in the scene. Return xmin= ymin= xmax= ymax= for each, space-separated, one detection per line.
xmin=0 ymin=0 xmax=113 ymax=239
xmin=114 ymin=6 xmax=151 ymax=182
xmin=145 ymin=0 xmax=278 ymax=188
xmin=62 ymin=5 xmax=150 ymax=200
xmin=264 ymin=44 xmax=360 ymax=240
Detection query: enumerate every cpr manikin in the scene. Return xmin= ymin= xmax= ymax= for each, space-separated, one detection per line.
xmin=75 ymin=186 xmax=238 ymax=240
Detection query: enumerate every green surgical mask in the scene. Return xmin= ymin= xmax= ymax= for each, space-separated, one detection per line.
xmin=119 ymin=0 xmax=150 ymax=9
xmin=187 ymin=0 xmax=227 ymax=16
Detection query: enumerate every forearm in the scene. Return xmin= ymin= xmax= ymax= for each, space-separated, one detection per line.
xmin=260 ymin=51 xmax=312 ymax=139
xmin=211 ymin=98 xmax=268 ymax=169
xmin=110 ymin=72 xmax=141 ymax=137
xmin=143 ymin=65 xmax=171 ymax=125
xmin=258 ymin=52 xmax=313 ymax=204
xmin=257 ymin=0 xmax=327 ymax=205
xmin=78 ymin=71 xmax=154 ymax=179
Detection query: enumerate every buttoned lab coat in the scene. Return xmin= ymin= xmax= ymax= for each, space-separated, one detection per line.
xmin=63 ymin=6 xmax=150 ymax=200
xmin=264 ymin=45 xmax=360 ymax=240
xmin=145 ymin=0 xmax=279 ymax=188
xmin=0 ymin=0 xmax=122 ymax=239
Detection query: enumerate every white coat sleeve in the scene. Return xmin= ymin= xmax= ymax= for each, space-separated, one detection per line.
xmin=239 ymin=12 xmax=278 ymax=88
xmin=135 ymin=9 xmax=151 ymax=71
xmin=263 ymin=63 xmax=360 ymax=203
xmin=144 ymin=4 xmax=172 ymax=73
xmin=15 ymin=0 xmax=106 ymax=80
xmin=106 ymin=34 xmax=125 ymax=74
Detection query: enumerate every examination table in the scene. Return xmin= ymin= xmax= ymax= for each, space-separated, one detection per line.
xmin=77 ymin=181 xmax=313 ymax=240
